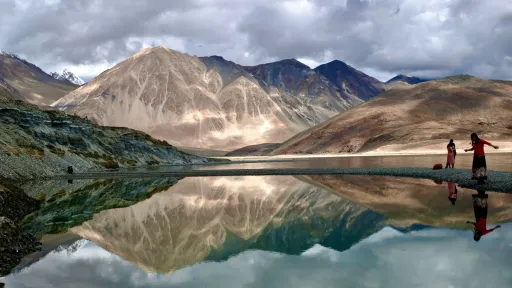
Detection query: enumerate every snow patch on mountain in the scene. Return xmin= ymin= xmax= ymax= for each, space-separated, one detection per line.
xmin=51 ymin=69 xmax=86 ymax=85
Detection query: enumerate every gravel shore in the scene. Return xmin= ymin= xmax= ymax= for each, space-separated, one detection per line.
xmin=35 ymin=167 xmax=512 ymax=193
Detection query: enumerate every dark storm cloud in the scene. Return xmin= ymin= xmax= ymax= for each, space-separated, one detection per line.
xmin=0 ymin=0 xmax=511 ymax=81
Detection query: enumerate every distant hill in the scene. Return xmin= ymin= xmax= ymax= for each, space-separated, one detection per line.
xmin=225 ymin=143 xmax=281 ymax=156
xmin=272 ymin=75 xmax=512 ymax=154
xmin=386 ymin=74 xmax=429 ymax=85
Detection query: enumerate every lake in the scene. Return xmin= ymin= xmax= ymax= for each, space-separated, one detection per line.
xmin=2 ymin=171 xmax=512 ymax=287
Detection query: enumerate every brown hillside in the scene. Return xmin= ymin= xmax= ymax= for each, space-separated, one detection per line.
xmin=272 ymin=75 xmax=512 ymax=155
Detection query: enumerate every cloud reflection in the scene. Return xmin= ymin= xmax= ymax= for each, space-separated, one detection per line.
xmin=4 ymin=224 xmax=512 ymax=288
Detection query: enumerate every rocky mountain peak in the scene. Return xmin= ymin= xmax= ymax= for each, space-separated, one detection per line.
xmin=50 ymin=69 xmax=85 ymax=86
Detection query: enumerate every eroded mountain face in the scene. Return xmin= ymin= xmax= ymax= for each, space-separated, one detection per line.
xmin=51 ymin=47 xmax=368 ymax=151
xmin=69 ymin=176 xmax=372 ymax=274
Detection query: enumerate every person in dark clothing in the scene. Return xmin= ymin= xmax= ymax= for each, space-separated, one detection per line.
xmin=464 ymin=133 xmax=499 ymax=184
xmin=67 ymin=166 xmax=74 ymax=174
xmin=467 ymin=190 xmax=501 ymax=241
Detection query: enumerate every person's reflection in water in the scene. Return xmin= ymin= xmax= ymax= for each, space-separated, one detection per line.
xmin=467 ymin=190 xmax=501 ymax=241
xmin=447 ymin=182 xmax=457 ymax=205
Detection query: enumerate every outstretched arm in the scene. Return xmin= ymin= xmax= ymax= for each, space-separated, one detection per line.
xmin=465 ymin=147 xmax=474 ymax=152
xmin=483 ymin=225 xmax=501 ymax=235
xmin=481 ymin=139 xmax=499 ymax=149
xmin=466 ymin=221 xmax=476 ymax=225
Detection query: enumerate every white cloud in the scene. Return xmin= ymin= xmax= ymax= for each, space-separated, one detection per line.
xmin=3 ymin=224 xmax=512 ymax=287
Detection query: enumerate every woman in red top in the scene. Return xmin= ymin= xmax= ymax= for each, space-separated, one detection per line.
xmin=466 ymin=190 xmax=501 ymax=242
xmin=464 ymin=133 xmax=499 ymax=184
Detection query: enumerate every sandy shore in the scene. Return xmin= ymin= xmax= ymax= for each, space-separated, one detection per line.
xmin=39 ymin=167 xmax=512 ymax=193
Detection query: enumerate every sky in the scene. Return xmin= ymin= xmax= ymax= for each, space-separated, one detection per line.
xmin=3 ymin=225 xmax=512 ymax=287
xmin=0 ymin=0 xmax=511 ymax=82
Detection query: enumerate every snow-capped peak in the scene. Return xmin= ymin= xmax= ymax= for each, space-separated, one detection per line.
xmin=51 ymin=69 xmax=86 ymax=85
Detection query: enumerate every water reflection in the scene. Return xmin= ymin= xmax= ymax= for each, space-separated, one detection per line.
xmin=67 ymin=176 xmax=381 ymax=274
xmin=468 ymin=190 xmax=502 ymax=242
xmin=4 ymin=175 xmax=512 ymax=287
xmin=303 ymin=175 xmax=512 ymax=228
xmin=4 ymin=225 xmax=512 ymax=287
xmin=448 ymin=182 xmax=458 ymax=205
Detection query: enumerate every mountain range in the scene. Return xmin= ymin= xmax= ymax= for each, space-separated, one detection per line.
xmin=49 ymin=47 xmax=390 ymax=151
xmin=3 ymin=46 xmax=510 ymax=156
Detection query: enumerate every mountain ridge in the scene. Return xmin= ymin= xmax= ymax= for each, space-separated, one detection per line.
xmin=50 ymin=46 xmax=383 ymax=151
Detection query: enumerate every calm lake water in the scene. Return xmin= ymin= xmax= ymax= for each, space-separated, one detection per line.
xmin=3 ymin=173 xmax=512 ymax=287
xmin=121 ymin=153 xmax=512 ymax=173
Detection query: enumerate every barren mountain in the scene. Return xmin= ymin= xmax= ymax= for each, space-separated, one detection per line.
xmin=0 ymin=51 xmax=78 ymax=106
xmin=272 ymin=75 xmax=512 ymax=154
xmin=69 ymin=176 xmax=372 ymax=273
xmin=51 ymin=47 xmax=374 ymax=151
xmin=313 ymin=60 xmax=384 ymax=101
xmin=243 ymin=59 xmax=365 ymax=108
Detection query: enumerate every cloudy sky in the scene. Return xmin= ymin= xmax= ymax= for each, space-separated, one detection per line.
xmin=0 ymin=0 xmax=511 ymax=82
xmin=3 ymin=225 xmax=512 ymax=287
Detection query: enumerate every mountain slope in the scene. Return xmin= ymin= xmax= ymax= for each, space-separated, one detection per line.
xmin=313 ymin=60 xmax=384 ymax=101
xmin=50 ymin=69 xmax=86 ymax=86
xmin=0 ymin=92 xmax=209 ymax=180
xmin=51 ymin=47 xmax=367 ymax=151
xmin=0 ymin=51 xmax=78 ymax=106
xmin=272 ymin=75 xmax=512 ymax=154
xmin=243 ymin=59 xmax=363 ymax=109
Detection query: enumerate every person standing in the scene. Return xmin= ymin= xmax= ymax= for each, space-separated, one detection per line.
xmin=446 ymin=139 xmax=455 ymax=168
xmin=464 ymin=133 xmax=499 ymax=184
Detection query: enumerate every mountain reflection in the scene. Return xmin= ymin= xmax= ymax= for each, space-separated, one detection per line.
xmin=68 ymin=176 xmax=381 ymax=274
xmin=16 ymin=175 xmax=512 ymax=277
xmin=303 ymin=175 xmax=512 ymax=228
